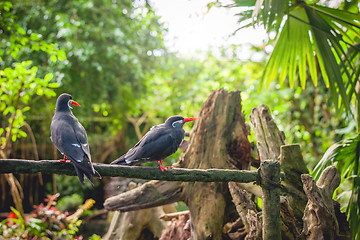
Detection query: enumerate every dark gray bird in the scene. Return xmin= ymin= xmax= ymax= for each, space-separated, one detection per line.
xmin=50 ymin=93 xmax=101 ymax=185
xmin=111 ymin=115 xmax=197 ymax=171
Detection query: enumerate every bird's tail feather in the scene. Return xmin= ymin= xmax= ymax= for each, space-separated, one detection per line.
xmin=88 ymin=159 xmax=102 ymax=179
xmin=93 ymin=169 xmax=101 ymax=178
xmin=74 ymin=166 xmax=86 ymax=186
xmin=84 ymin=170 xmax=95 ymax=186
xmin=74 ymin=164 xmax=101 ymax=186
xmin=110 ymin=155 xmax=129 ymax=165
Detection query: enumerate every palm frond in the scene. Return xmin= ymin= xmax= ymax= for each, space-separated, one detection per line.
xmin=233 ymin=0 xmax=257 ymax=7
xmin=259 ymin=7 xmax=319 ymax=90
xmin=312 ymin=134 xmax=360 ymax=180
xmin=259 ymin=3 xmax=360 ymax=114
xmin=307 ymin=4 xmax=360 ymax=29
xmin=230 ymin=1 xmax=360 ymax=237
xmin=251 ymin=0 xmax=288 ymax=33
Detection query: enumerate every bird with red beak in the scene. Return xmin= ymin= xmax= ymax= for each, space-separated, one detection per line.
xmin=111 ymin=115 xmax=197 ymax=171
xmin=50 ymin=93 xmax=101 ymax=185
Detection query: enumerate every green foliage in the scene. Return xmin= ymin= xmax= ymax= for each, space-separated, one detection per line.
xmin=232 ymin=0 xmax=360 ymax=117
xmin=9 ymin=0 xmax=166 ymax=131
xmin=0 ymin=195 xmax=84 ymax=239
xmin=57 ymin=194 xmax=84 ymax=212
xmin=175 ymin=201 xmax=189 ymax=212
xmin=88 ymin=234 xmax=103 ymax=240
xmin=0 ymin=1 xmax=66 ymax=64
xmin=139 ymin=49 xmax=261 ymax=120
xmin=0 ymin=61 xmax=59 ymax=145
xmin=0 ymin=0 xmax=64 ymax=157
xmin=50 ymin=174 xmax=96 ymax=199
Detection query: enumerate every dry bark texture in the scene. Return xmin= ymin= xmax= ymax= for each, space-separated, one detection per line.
xmin=159 ymin=211 xmax=191 ymax=240
xmin=103 ymin=208 xmax=166 ymax=240
xmin=228 ymin=182 xmax=262 ymax=240
xmin=250 ymin=105 xmax=308 ymax=239
xmin=279 ymin=144 xmax=308 ymax=228
xmin=180 ymin=89 xmax=252 ymax=240
xmin=250 ymin=104 xmax=285 ymax=161
xmin=300 ymin=166 xmax=350 ymax=240
xmin=104 ymin=180 xmax=184 ymax=212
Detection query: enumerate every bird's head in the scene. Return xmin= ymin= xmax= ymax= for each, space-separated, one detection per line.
xmin=55 ymin=93 xmax=80 ymax=112
xmin=165 ymin=115 xmax=197 ymax=129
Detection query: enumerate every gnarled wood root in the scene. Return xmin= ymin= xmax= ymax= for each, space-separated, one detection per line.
xmin=300 ymin=166 xmax=350 ymax=240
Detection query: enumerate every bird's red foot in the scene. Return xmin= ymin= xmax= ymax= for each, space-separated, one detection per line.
xmin=158 ymin=165 xmax=172 ymax=172
xmin=156 ymin=160 xmax=172 ymax=172
xmin=59 ymin=155 xmax=71 ymax=162
xmin=59 ymin=159 xmax=71 ymax=162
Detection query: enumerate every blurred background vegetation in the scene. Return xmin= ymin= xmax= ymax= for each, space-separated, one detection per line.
xmin=0 ymin=0 xmax=359 ymax=238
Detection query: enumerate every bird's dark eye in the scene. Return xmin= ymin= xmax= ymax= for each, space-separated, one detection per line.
xmin=67 ymin=100 xmax=73 ymax=109
xmin=172 ymin=120 xmax=183 ymax=128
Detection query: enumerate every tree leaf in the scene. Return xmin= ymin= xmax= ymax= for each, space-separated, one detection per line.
xmin=50 ymin=55 xmax=57 ymax=63
xmin=305 ymin=7 xmax=351 ymax=113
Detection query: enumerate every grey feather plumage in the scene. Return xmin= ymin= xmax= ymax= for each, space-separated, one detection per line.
xmin=50 ymin=93 xmax=101 ymax=185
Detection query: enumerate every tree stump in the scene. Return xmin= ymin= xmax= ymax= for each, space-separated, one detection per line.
xmin=104 ymin=89 xmax=253 ymax=239
xmin=250 ymin=104 xmax=309 ymax=239
xmin=300 ymin=166 xmax=350 ymax=240
xmin=249 ymin=104 xmax=285 ymax=161
xmin=181 ymin=89 xmax=252 ymax=239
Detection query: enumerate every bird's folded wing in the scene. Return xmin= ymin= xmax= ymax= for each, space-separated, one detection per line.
xmin=55 ymin=122 xmax=88 ymax=164
xmin=126 ymin=128 xmax=174 ymax=161
xmin=72 ymin=121 xmax=91 ymax=160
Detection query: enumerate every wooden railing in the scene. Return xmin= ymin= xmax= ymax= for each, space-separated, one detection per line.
xmin=0 ymin=158 xmax=282 ymax=240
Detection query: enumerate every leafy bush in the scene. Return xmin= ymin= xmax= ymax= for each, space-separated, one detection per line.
xmin=0 ymin=193 xmax=101 ymax=240
xmin=56 ymin=194 xmax=84 ymax=212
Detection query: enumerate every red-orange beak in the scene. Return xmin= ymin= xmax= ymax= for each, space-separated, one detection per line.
xmin=183 ymin=117 xmax=197 ymax=123
xmin=71 ymin=100 xmax=80 ymax=107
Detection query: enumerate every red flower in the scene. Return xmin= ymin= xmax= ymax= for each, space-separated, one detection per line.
xmin=6 ymin=211 xmax=18 ymax=226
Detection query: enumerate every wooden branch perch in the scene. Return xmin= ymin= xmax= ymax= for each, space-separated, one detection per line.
xmin=0 ymin=159 xmax=258 ymax=183
xmin=104 ymin=180 xmax=183 ymax=211
xmin=260 ymin=160 xmax=281 ymax=240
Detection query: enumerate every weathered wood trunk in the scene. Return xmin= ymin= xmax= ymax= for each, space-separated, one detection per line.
xmin=180 ymin=89 xmax=252 ymax=239
xmin=104 ymin=89 xmax=253 ymax=239
xmin=250 ymin=104 xmax=350 ymax=240
xmin=250 ymin=104 xmax=308 ymax=239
